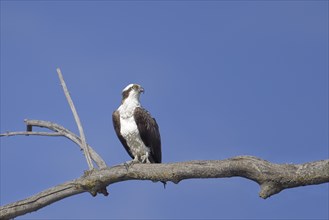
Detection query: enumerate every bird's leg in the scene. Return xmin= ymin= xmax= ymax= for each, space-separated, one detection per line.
xmin=141 ymin=152 xmax=151 ymax=163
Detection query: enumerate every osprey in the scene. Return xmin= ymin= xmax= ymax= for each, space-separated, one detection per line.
xmin=112 ymin=84 xmax=162 ymax=164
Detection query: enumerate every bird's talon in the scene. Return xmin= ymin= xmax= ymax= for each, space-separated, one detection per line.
xmin=124 ymin=160 xmax=140 ymax=171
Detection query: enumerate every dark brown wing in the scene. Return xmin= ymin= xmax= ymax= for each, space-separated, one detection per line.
xmin=134 ymin=107 xmax=162 ymax=163
xmin=112 ymin=110 xmax=134 ymax=159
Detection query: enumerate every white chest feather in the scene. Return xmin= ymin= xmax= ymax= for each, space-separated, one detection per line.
xmin=120 ymin=115 xmax=150 ymax=160
xmin=119 ymin=116 xmax=139 ymax=140
xmin=118 ymin=101 xmax=150 ymax=161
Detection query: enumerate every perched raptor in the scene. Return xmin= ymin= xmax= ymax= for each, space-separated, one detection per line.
xmin=112 ymin=84 xmax=162 ymax=164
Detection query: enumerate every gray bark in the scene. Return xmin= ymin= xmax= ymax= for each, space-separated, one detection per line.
xmin=1 ymin=156 xmax=328 ymax=220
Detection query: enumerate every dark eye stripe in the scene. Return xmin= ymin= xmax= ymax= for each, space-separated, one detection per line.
xmin=121 ymin=84 xmax=136 ymax=102
xmin=122 ymin=89 xmax=130 ymax=101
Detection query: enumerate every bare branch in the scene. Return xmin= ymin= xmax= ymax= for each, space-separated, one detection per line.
xmin=28 ymin=120 xmax=107 ymax=169
xmin=0 ymin=131 xmax=62 ymax=137
xmin=56 ymin=68 xmax=94 ymax=170
xmin=1 ymin=156 xmax=328 ymax=219
xmin=0 ymin=180 xmax=84 ymax=220
xmin=0 ymin=120 xmax=107 ymax=169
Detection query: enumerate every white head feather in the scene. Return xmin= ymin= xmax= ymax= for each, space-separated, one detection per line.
xmin=119 ymin=84 xmax=144 ymax=117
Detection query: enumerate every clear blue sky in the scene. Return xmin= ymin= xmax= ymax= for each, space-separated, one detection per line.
xmin=1 ymin=1 xmax=328 ymax=219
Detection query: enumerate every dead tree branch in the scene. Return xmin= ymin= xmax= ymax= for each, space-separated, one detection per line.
xmin=0 ymin=119 xmax=107 ymax=169
xmin=0 ymin=131 xmax=63 ymax=137
xmin=1 ymin=156 xmax=328 ymax=219
xmin=56 ymin=68 xmax=94 ymax=170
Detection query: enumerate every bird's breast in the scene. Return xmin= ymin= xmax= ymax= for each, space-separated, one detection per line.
xmin=120 ymin=116 xmax=139 ymax=138
xmin=120 ymin=115 xmax=149 ymax=158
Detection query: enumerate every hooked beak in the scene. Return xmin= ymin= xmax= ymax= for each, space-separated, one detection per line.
xmin=139 ymin=86 xmax=145 ymax=94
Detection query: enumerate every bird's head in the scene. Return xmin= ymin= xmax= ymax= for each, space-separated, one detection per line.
xmin=121 ymin=83 xmax=144 ymax=104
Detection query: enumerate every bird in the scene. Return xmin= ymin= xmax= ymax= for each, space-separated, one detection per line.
xmin=112 ymin=84 xmax=162 ymax=165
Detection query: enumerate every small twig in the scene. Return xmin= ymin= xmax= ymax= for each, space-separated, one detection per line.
xmin=0 ymin=131 xmax=63 ymax=137
xmin=22 ymin=119 xmax=107 ymax=168
xmin=0 ymin=121 xmax=107 ymax=168
xmin=56 ymin=68 xmax=94 ymax=170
